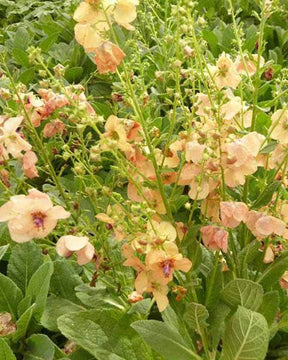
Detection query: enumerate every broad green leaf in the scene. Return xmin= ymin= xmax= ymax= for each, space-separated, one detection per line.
xmin=18 ymin=67 xmax=35 ymax=85
xmin=258 ymin=251 xmax=288 ymax=290
xmin=13 ymin=27 xmax=30 ymax=50
xmin=205 ymin=264 xmax=223 ymax=310
xmin=128 ymin=299 xmax=151 ymax=315
xmin=0 ymin=273 xmax=23 ymax=319
xmin=221 ymin=279 xmax=263 ymax=311
xmin=131 ymin=320 xmax=201 ymax=360
xmin=58 ymin=309 xmax=156 ymax=360
xmin=17 ymin=296 xmax=32 ymax=317
xmin=209 ymin=302 xmax=231 ymax=348
xmin=75 ymin=283 xmax=125 ymax=310
xmin=7 ymin=241 xmax=43 ymax=293
xmin=65 ymin=67 xmax=83 ymax=83
xmin=24 ymin=334 xmax=55 ymax=360
xmin=162 ymin=305 xmax=194 ymax=349
xmin=0 ymin=338 xmax=16 ymax=360
xmin=258 ymin=291 xmax=279 ymax=326
xmin=50 ymin=260 xmax=83 ymax=304
xmin=58 ymin=311 xmax=124 ymax=360
xmin=12 ymin=48 xmax=29 ymax=67
xmin=13 ymin=304 xmax=36 ymax=342
xmin=27 ymin=261 xmax=54 ymax=320
xmin=41 ymin=296 xmax=84 ymax=332
xmin=252 ymin=181 xmax=281 ymax=209
xmin=221 ymin=306 xmax=269 ymax=360
xmin=70 ymin=348 xmax=95 ymax=360
xmin=184 ymin=302 xmax=209 ymax=329
xmin=0 ymin=244 xmax=9 ymax=260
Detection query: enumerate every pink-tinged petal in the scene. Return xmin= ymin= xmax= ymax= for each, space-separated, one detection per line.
xmin=8 ymin=216 xmax=33 ymax=243
xmin=163 ymin=242 xmax=179 ymax=257
xmin=255 ymin=216 xmax=275 ymax=236
xmin=62 ymin=235 xmax=89 ymax=251
xmin=47 ymin=206 xmax=70 ymax=220
xmin=263 ymin=246 xmax=274 ymax=264
xmin=175 ymin=258 xmax=192 ymax=273
xmin=146 ymin=250 xmax=165 ymax=268
xmin=95 ymin=213 xmax=115 ymax=224
xmin=77 ymin=242 xmax=95 ymax=265
xmin=56 ymin=237 xmax=73 ymax=257
xmin=27 ymin=189 xmax=50 ymax=201
xmin=154 ymin=289 xmax=169 ymax=312
xmin=3 ymin=116 xmax=23 ymax=133
xmin=0 ymin=201 xmax=15 ymax=222
xmin=135 ymin=271 xmax=149 ymax=293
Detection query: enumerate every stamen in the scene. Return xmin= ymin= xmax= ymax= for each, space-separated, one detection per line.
xmin=32 ymin=212 xmax=46 ymax=230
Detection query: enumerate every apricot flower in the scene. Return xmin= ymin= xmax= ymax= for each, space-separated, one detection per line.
xmin=235 ymin=54 xmax=265 ymax=76
xmin=223 ymin=132 xmax=265 ymax=187
xmin=113 ymin=0 xmax=138 ymax=30
xmin=0 ymin=116 xmax=31 ymax=159
xmin=200 ymin=225 xmax=228 ymax=253
xmin=279 ymin=271 xmax=288 ymax=289
xmin=208 ymin=53 xmax=241 ymax=89
xmin=270 ymin=110 xmax=288 ymax=144
xmin=135 ymin=270 xmax=169 ymax=312
xmin=220 ymin=201 xmax=248 ymax=228
xmin=245 ymin=211 xmax=286 ymax=239
xmin=0 ymin=189 xmax=70 ymax=243
xmin=56 ymin=235 xmax=95 ymax=265
xmin=146 ymin=242 xmax=192 ymax=283
xmin=43 ymin=119 xmax=66 ymax=138
xmin=94 ymin=41 xmax=125 ymax=74
xmin=21 ymin=150 xmax=39 ymax=179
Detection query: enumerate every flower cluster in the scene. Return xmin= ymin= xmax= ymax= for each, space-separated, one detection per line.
xmin=73 ymin=0 xmax=138 ymax=73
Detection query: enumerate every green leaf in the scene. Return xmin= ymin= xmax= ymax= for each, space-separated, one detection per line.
xmin=18 ymin=67 xmax=35 ymax=85
xmin=7 ymin=241 xmax=43 ymax=293
xmin=258 ymin=291 xmax=279 ymax=326
xmin=0 ymin=273 xmax=23 ymax=319
xmin=260 ymin=141 xmax=278 ymax=154
xmin=58 ymin=309 xmax=156 ymax=360
xmin=252 ymin=181 xmax=281 ymax=209
xmin=128 ymin=299 xmax=151 ymax=315
xmin=205 ymin=264 xmax=223 ymax=310
xmin=41 ymin=296 xmax=84 ymax=332
xmin=58 ymin=311 xmax=124 ymax=360
xmin=13 ymin=27 xmax=30 ymax=50
xmin=39 ymin=34 xmax=59 ymax=52
xmin=258 ymin=251 xmax=288 ymax=290
xmin=13 ymin=304 xmax=36 ymax=342
xmin=162 ymin=305 xmax=194 ymax=349
xmin=0 ymin=338 xmax=16 ymax=360
xmin=24 ymin=334 xmax=55 ymax=360
xmin=209 ymin=302 xmax=231 ymax=348
xmin=0 ymin=244 xmax=9 ymax=260
xmin=50 ymin=260 xmax=83 ymax=304
xmin=221 ymin=279 xmax=264 ymax=311
xmin=26 ymin=261 xmax=54 ymax=320
xmin=184 ymin=302 xmax=209 ymax=329
xmin=17 ymin=296 xmax=32 ymax=317
xmin=131 ymin=320 xmax=201 ymax=360
xmin=221 ymin=306 xmax=269 ymax=360
xmin=12 ymin=48 xmax=30 ymax=67
xmin=65 ymin=67 xmax=83 ymax=83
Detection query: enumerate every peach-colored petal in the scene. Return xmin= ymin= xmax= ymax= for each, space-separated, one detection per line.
xmin=77 ymin=242 xmax=95 ymax=265
xmin=56 ymin=237 xmax=73 ymax=257
xmin=0 ymin=201 xmax=15 ymax=222
xmin=47 ymin=206 xmax=70 ymax=220
xmin=62 ymin=235 xmax=89 ymax=251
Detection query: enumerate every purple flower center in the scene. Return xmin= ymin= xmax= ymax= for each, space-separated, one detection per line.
xmin=32 ymin=212 xmax=46 ymax=230
xmin=162 ymin=260 xmax=172 ymax=278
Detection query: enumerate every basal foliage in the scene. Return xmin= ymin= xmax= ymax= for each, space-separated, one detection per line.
xmin=0 ymin=0 xmax=288 ymax=359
